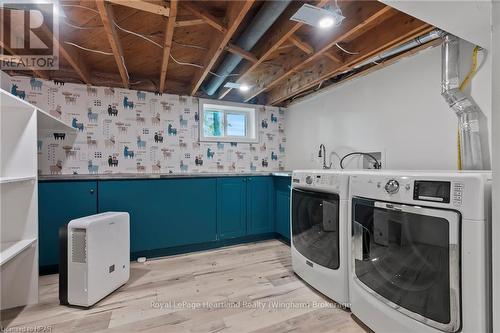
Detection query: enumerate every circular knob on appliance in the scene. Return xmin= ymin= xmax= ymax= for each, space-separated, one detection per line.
xmin=385 ymin=179 xmax=399 ymax=194
xmin=306 ymin=176 xmax=313 ymax=185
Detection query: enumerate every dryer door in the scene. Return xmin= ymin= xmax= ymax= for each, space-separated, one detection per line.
xmin=292 ymin=188 xmax=340 ymax=269
xmin=352 ymin=198 xmax=460 ymax=332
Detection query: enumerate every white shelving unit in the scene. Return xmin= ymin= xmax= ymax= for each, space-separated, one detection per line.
xmin=0 ymin=88 xmax=76 ymax=310
xmin=0 ymin=238 xmax=37 ymax=266
xmin=0 ymin=176 xmax=36 ymax=184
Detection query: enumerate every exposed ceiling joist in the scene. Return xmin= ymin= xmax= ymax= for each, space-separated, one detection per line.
xmin=96 ymin=0 xmax=129 ymax=88
xmin=243 ymin=3 xmax=394 ymax=102
xmin=189 ymin=0 xmax=255 ymax=96
xmin=106 ymin=0 xmax=170 ymax=17
xmin=217 ymin=0 xmax=330 ymax=100
xmin=174 ymin=18 xmax=205 ymax=28
xmin=267 ymin=18 xmax=433 ymax=105
xmin=180 ymin=2 xmax=227 ymax=33
xmin=0 ymin=40 xmax=50 ymax=80
xmin=40 ymin=24 xmax=92 ymax=84
xmin=324 ymin=51 xmax=343 ymax=64
xmin=289 ymin=34 xmax=314 ymax=55
xmin=301 ymin=38 xmax=442 ymax=103
xmin=225 ymin=43 xmax=258 ymax=63
xmin=160 ymin=0 xmax=177 ymax=92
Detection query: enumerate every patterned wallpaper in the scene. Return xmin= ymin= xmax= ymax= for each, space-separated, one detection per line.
xmin=8 ymin=76 xmax=287 ymax=175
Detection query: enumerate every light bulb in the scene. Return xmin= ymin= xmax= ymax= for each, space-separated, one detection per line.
xmin=319 ymin=16 xmax=335 ymax=29
xmin=239 ymin=84 xmax=250 ymax=92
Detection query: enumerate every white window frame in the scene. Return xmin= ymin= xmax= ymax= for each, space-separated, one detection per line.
xmin=199 ymin=99 xmax=258 ymax=143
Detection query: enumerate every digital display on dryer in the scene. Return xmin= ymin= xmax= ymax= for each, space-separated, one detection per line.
xmin=413 ymin=181 xmax=451 ymax=203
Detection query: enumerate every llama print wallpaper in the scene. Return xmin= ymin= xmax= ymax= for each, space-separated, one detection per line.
xmin=8 ymin=76 xmax=287 ymax=175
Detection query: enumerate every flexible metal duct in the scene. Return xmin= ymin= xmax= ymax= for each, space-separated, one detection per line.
xmin=441 ymin=34 xmax=484 ymax=170
xmin=204 ymin=0 xmax=291 ymax=96
xmin=353 ymin=29 xmax=444 ymax=69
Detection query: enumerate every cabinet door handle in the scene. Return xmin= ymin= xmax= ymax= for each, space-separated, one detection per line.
xmin=90 ymin=189 xmax=95 ymax=194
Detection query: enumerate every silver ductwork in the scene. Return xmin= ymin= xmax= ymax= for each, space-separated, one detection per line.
xmin=204 ymin=0 xmax=291 ymax=96
xmin=354 ymin=29 xmax=444 ymax=70
xmin=441 ymin=34 xmax=484 ymax=170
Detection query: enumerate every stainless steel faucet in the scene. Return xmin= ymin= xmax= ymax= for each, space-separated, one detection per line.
xmin=318 ymin=144 xmax=332 ymax=169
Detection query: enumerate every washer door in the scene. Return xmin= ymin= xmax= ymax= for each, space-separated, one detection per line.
xmin=292 ymin=188 xmax=340 ymax=269
xmin=352 ymin=197 xmax=461 ymax=332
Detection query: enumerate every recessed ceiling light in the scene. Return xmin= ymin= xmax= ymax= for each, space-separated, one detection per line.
xmin=239 ymin=84 xmax=250 ymax=92
xmin=319 ymin=16 xmax=335 ymax=29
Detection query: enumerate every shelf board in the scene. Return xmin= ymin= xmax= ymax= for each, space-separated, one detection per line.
xmin=0 ymin=88 xmax=36 ymax=113
xmin=0 ymin=238 xmax=37 ymax=266
xmin=0 ymin=176 xmax=36 ymax=184
xmin=0 ymin=89 xmax=76 ymax=132
xmin=37 ymin=109 xmax=77 ymax=132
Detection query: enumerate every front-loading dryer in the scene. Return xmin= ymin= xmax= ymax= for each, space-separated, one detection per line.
xmin=348 ymin=171 xmax=492 ymax=333
xmin=291 ymin=170 xmax=351 ymax=306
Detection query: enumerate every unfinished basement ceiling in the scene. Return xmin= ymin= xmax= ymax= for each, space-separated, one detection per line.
xmin=1 ymin=0 xmax=434 ymax=105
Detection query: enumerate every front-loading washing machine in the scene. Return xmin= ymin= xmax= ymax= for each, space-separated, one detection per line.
xmin=291 ymin=170 xmax=352 ymax=306
xmin=348 ymin=171 xmax=492 ymax=332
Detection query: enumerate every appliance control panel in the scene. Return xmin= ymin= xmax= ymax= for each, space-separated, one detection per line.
xmin=452 ymin=182 xmax=464 ymax=206
xmin=413 ymin=180 xmax=451 ymax=203
xmin=348 ymin=173 xmax=486 ymax=210
xmin=292 ymin=172 xmax=347 ymax=196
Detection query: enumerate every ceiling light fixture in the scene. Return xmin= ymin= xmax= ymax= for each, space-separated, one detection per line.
xmin=319 ymin=16 xmax=335 ymax=29
xmin=290 ymin=3 xmax=344 ymax=29
xmin=239 ymin=84 xmax=250 ymax=92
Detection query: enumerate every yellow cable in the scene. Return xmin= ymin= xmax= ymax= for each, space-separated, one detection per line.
xmin=459 ymin=46 xmax=480 ymax=91
xmin=456 ymin=46 xmax=480 ymax=170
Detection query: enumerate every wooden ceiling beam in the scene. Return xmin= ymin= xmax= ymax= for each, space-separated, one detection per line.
xmin=38 ymin=24 xmax=92 ymax=84
xmin=243 ymin=3 xmax=393 ymax=102
xmin=225 ymin=44 xmax=258 ymax=63
xmin=189 ymin=0 xmax=255 ymax=96
xmin=267 ymin=17 xmax=434 ymax=105
xmin=289 ymin=34 xmax=314 ymax=55
xmin=174 ymin=18 xmax=205 ymax=28
xmin=0 ymin=40 xmax=50 ymax=80
xmin=96 ymin=0 xmax=129 ymax=88
xmin=324 ymin=51 xmax=343 ymax=64
xmin=277 ymin=42 xmax=295 ymax=51
xmin=180 ymin=2 xmax=227 ymax=33
xmin=106 ymin=0 xmax=170 ymax=17
xmin=159 ymin=0 xmax=177 ymax=92
xmin=217 ymin=0 xmax=330 ymax=100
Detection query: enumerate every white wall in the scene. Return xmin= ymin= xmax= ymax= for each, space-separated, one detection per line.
xmin=491 ymin=1 xmax=499 ymax=331
xmin=285 ymin=40 xmax=492 ymax=170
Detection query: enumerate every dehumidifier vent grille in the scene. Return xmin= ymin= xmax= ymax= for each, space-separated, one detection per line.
xmin=71 ymin=228 xmax=87 ymax=263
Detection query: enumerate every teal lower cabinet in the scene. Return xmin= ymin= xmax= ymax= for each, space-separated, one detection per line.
xmin=275 ymin=177 xmax=292 ymax=240
xmin=38 ymin=180 xmax=98 ymax=273
xmin=217 ymin=176 xmax=274 ymax=239
xmin=217 ymin=177 xmax=247 ymax=240
xmin=246 ymin=177 xmax=274 ymax=235
xmin=38 ymin=175 xmax=287 ymax=274
xmin=98 ymin=178 xmax=217 ymax=254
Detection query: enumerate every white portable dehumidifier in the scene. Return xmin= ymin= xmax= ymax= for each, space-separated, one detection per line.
xmin=59 ymin=212 xmax=130 ymax=307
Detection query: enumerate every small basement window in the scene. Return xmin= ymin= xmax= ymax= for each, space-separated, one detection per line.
xmin=199 ymin=99 xmax=258 ymax=143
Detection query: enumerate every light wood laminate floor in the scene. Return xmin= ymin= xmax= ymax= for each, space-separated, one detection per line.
xmin=1 ymin=240 xmax=367 ymax=333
